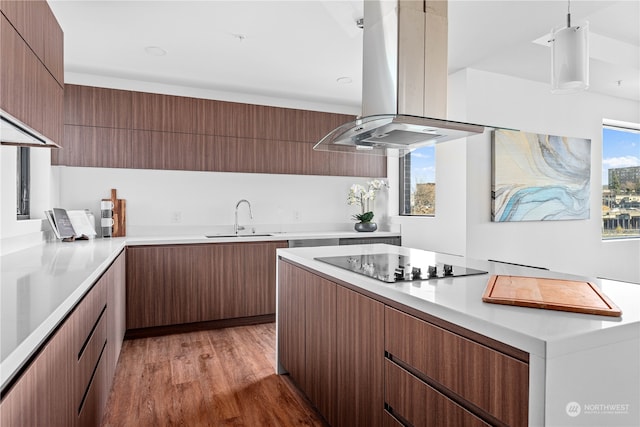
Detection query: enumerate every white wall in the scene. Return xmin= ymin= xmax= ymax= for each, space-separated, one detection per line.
xmin=392 ymin=68 xmax=640 ymax=283
xmin=54 ymin=167 xmax=388 ymax=237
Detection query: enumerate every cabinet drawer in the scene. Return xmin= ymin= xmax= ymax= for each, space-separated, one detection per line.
xmin=77 ymin=348 xmax=108 ymax=426
xmin=76 ymin=308 xmax=107 ymax=409
xmin=384 ymin=307 xmax=528 ymax=426
xmin=73 ymin=276 xmax=107 ymax=354
xmin=385 ymin=360 xmax=490 ymax=427
xmin=383 ymin=410 xmax=404 ymax=427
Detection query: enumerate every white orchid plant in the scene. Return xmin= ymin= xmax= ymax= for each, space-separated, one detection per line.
xmin=347 ymin=179 xmax=388 ymax=223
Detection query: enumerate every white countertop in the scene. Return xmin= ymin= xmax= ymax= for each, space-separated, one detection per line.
xmin=0 ymin=238 xmax=127 ymax=391
xmin=276 ymin=244 xmax=640 ymax=359
xmin=0 ymin=230 xmax=399 ymax=392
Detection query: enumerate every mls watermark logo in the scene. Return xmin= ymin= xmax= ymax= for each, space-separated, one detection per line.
xmin=565 ymin=401 xmax=631 ymax=417
xmin=566 ymin=401 xmax=581 ymax=417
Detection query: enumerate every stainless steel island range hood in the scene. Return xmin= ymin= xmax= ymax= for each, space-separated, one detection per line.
xmin=314 ymin=0 xmax=485 ymax=156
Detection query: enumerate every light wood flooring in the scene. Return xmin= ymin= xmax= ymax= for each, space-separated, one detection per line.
xmin=101 ymin=323 xmax=327 ymax=427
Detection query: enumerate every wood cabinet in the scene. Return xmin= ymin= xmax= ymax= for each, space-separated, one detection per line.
xmin=126 ymin=241 xmax=287 ymax=330
xmin=0 ymin=0 xmax=64 ymax=144
xmin=277 ymin=260 xmax=530 ymax=427
xmin=106 ymin=251 xmax=126 ymax=387
xmin=64 ymin=85 xmax=131 ymax=129
xmin=277 ymin=260 xmax=307 ymax=388
xmin=335 ymin=285 xmax=384 ymax=427
xmin=384 ymin=307 xmax=529 ymax=427
xmin=385 ymin=360 xmax=490 ymax=427
xmin=57 ymin=84 xmax=386 ymax=177
xmin=277 ymin=260 xmax=385 ymax=427
xmin=0 ymin=251 xmax=126 ymax=427
xmin=0 ymin=305 xmax=74 ymax=426
xmin=303 ymin=271 xmax=337 ymax=425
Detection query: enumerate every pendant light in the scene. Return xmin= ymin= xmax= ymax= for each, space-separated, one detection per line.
xmin=550 ymin=0 xmax=589 ymax=93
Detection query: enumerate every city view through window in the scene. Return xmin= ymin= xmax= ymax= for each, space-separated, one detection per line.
xmin=401 ymin=145 xmax=436 ymax=215
xmin=602 ymin=125 xmax=640 ymax=239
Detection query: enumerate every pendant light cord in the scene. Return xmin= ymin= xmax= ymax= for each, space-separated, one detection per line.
xmin=567 ymin=0 xmax=572 ymax=28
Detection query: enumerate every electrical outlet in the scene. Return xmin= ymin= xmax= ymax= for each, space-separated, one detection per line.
xmin=171 ymin=211 xmax=182 ymax=224
xmin=293 ymin=210 xmax=300 ymax=221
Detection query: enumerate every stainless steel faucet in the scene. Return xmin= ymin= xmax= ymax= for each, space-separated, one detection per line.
xmin=234 ymin=199 xmax=253 ymax=234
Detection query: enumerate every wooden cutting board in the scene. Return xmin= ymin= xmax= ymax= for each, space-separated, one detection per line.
xmin=482 ymin=275 xmax=622 ymax=317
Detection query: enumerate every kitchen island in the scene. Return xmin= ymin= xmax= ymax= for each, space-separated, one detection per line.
xmin=275 ymin=244 xmax=640 ymax=427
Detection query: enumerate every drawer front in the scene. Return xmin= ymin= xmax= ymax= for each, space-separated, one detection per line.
xmin=77 ymin=348 xmax=108 ymax=427
xmin=385 ymin=360 xmax=490 ymax=427
xmin=76 ymin=308 xmax=107 ymax=410
xmin=384 ymin=307 xmax=528 ymax=426
xmin=72 ymin=275 xmax=108 ymax=354
xmin=383 ymin=410 xmax=404 ymax=427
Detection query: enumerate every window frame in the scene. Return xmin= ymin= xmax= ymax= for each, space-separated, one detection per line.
xmin=398 ymin=145 xmax=436 ymax=217
xmin=601 ymin=119 xmax=640 ymax=240
xmin=16 ymin=146 xmax=30 ymax=220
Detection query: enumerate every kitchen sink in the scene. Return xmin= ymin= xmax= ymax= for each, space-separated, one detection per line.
xmin=205 ymin=233 xmax=273 ymax=238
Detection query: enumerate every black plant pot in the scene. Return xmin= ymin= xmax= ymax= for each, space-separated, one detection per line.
xmin=354 ymin=222 xmax=377 ymax=232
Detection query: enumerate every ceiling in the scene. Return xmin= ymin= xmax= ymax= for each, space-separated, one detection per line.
xmin=48 ymin=0 xmax=640 ymax=113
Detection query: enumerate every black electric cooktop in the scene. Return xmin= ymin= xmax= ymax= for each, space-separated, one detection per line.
xmin=315 ymin=253 xmax=487 ymax=283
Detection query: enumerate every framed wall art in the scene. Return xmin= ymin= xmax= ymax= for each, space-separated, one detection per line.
xmin=492 ymin=129 xmax=591 ymax=222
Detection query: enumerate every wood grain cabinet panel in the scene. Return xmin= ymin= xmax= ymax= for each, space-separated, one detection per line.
xmin=40 ymin=64 xmax=63 ymax=143
xmin=0 ymin=14 xmax=26 ymax=121
xmin=277 ymin=260 xmax=307 ymax=388
xmin=64 ymin=85 xmax=132 ymax=128
xmin=0 ymin=312 xmax=75 ymax=427
xmin=126 ymin=242 xmax=287 ymax=330
xmin=277 ymin=260 xmax=385 ymax=427
xmin=55 ymin=125 xmax=130 ymax=167
xmin=385 ymin=360 xmax=490 ymax=427
xmin=129 ymin=129 xmax=203 ymax=171
xmin=132 ymin=91 xmax=200 ymax=133
xmin=0 ymin=9 xmax=63 ymax=145
xmin=303 ymin=272 xmax=337 ymax=426
xmin=384 ymin=307 xmax=529 ymax=427
xmin=42 ymin=2 xmax=63 ymax=85
xmin=335 ymin=285 xmax=384 ymax=427
xmin=106 ymin=252 xmax=126 ymax=389
xmin=62 ymin=84 xmax=385 ymax=177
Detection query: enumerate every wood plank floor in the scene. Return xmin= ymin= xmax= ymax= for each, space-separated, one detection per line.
xmin=101 ymin=323 xmax=327 ymax=427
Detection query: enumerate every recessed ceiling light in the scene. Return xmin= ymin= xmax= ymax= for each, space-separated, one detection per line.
xmin=231 ymin=33 xmax=247 ymax=42
xmin=336 ymin=77 xmax=353 ymax=85
xmin=145 ymin=46 xmax=167 ymax=56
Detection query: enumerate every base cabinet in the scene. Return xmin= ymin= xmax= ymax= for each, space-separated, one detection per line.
xmin=384 ymin=307 xmax=529 ymax=426
xmin=278 ymin=260 xmax=384 ymax=427
xmin=277 ymin=260 xmax=530 ymax=427
xmin=126 ymin=241 xmax=287 ymax=330
xmin=0 ymin=251 xmax=125 ymax=427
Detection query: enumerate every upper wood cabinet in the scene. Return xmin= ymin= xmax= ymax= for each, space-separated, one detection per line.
xmin=0 ymin=1 xmax=64 ymax=144
xmin=64 ymin=85 xmax=132 ymax=129
xmin=0 ymin=0 xmax=63 ymax=85
xmin=58 ymin=85 xmax=386 ymax=177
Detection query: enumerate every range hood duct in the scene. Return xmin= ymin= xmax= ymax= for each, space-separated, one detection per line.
xmin=1 ymin=110 xmax=60 ymax=148
xmin=314 ymin=0 xmax=485 ymax=156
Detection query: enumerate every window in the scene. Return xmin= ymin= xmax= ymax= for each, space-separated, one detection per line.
xmin=17 ymin=146 xmax=30 ymax=220
xmin=602 ymin=121 xmax=640 ymax=239
xmin=399 ymin=145 xmax=436 ymax=215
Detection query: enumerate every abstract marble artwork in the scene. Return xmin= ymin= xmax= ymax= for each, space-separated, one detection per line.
xmin=492 ymin=130 xmax=591 ymax=222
